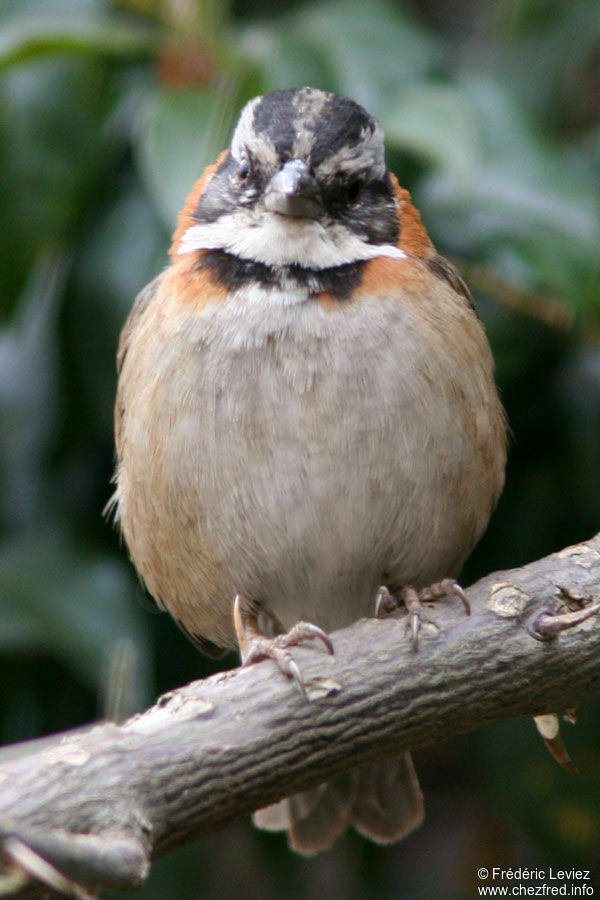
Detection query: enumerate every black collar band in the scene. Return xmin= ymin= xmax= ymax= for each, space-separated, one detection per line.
xmin=199 ymin=250 xmax=365 ymax=301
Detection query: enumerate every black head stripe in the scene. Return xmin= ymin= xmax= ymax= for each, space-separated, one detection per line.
xmin=310 ymin=95 xmax=377 ymax=169
xmin=186 ymin=89 xmax=398 ymax=264
xmin=251 ymin=90 xmax=299 ymax=161
xmin=250 ymin=88 xmax=380 ymax=171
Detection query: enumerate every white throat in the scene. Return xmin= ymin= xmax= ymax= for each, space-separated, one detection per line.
xmin=178 ymin=212 xmax=406 ymax=269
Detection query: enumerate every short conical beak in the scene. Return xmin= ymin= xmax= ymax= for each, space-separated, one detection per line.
xmin=264 ymin=159 xmax=324 ymax=219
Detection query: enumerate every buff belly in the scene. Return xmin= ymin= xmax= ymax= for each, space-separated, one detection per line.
xmin=115 ymin=285 xmax=504 ymax=648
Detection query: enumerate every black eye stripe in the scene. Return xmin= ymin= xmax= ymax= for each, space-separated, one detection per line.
xmin=194 ymin=151 xmax=261 ymax=223
xmin=191 ymin=93 xmax=397 ymax=247
xmin=316 ymin=175 xmax=398 ymax=245
xmin=346 ymin=179 xmax=361 ymax=201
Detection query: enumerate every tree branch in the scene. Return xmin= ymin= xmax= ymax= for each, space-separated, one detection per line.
xmin=2 ymin=535 xmax=600 ymax=897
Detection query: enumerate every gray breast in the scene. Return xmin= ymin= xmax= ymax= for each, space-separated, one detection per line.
xmin=149 ymin=285 xmax=500 ymax=635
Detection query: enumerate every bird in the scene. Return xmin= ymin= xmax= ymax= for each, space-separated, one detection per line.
xmin=108 ymin=86 xmax=507 ymax=855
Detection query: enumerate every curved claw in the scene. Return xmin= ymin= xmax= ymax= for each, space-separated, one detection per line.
xmin=534 ymin=714 xmax=579 ymax=774
xmin=448 ymin=580 xmax=471 ymax=616
xmin=233 ymin=594 xmax=334 ymax=697
xmin=396 ymin=586 xmax=422 ymax=650
xmin=532 ymin=602 xmax=600 ymax=639
xmin=377 ymin=578 xmax=470 ymax=652
xmin=296 ymin=622 xmax=334 ymax=655
xmin=242 ymin=641 xmax=309 ymax=696
xmin=285 ymin=658 xmax=306 ymax=696
xmin=375 ymin=586 xmax=398 ymax=619
xmin=421 ymin=577 xmax=471 ymax=615
xmin=410 ymin=609 xmax=420 ymax=650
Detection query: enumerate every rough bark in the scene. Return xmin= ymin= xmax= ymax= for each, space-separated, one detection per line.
xmin=1 ymin=534 xmax=600 ymax=898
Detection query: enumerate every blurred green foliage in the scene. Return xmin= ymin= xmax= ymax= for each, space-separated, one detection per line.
xmin=1 ymin=0 xmax=599 ymax=897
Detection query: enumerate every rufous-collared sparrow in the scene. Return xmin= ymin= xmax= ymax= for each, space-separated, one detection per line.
xmin=108 ymin=87 xmax=506 ymax=855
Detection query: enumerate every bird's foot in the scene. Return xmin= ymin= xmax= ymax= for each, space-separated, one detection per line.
xmin=375 ymin=578 xmax=469 ymax=650
xmin=233 ymin=594 xmax=334 ymax=695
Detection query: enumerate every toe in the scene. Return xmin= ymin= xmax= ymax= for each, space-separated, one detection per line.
xmin=375 ymin=586 xmax=398 ymax=619
xmin=277 ymin=620 xmax=334 ymax=655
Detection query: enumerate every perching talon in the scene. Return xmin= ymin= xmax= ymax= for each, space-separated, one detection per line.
xmin=376 ymin=579 xmax=470 ymax=649
xmin=233 ymin=594 xmax=334 ymax=695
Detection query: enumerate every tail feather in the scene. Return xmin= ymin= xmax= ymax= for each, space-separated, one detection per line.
xmin=252 ymin=798 xmax=291 ymax=832
xmin=254 ymin=773 xmax=358 ymax=855
xmin=287 ymin=772 xmax=358 ymax=855
xmin=352 ymin=752 xmax=424 ymax=843
xmin=253 ymin=753 xmax=423 ymax=856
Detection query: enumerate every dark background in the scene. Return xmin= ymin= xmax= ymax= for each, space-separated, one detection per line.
xmin=1 ymin=0 xmax=599 ymax=897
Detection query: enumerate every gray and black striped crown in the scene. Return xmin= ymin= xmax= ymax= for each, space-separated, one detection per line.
xmin=231 ymin=87 xmax=387 ymax=178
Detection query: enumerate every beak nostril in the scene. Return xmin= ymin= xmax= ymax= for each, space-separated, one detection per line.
xmin=265 ymin=159 xmax=323 ymax=219
xmin=270 ymin=159 xmax=316 ymax=195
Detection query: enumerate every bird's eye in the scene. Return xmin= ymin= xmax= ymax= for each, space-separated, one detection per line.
xmin=237 ymin=159 xmax=250 ymax=180
xmin=347 ymin=179 xmax=361 ymax=203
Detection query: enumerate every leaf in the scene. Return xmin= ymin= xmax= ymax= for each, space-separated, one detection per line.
xmin=135 ymin=83 xmax=242 ymax=227
xmin=0 ymin=11 xmax=157 ymax=71
xmin=0 ymin=252 xmax=65 ymax=530
xmin=241 ymin=0 xmax=438 ymax=115
xmin=239 ymin=25 xmax=336 ymax=95
xmin=413 ymin=77 xmax=600 ymax=318
xmin=0 ymin=529 xmax=151 ymax=696
xmin=0 ymin=56 xmax=130 ymax=310
xmin=297 ymin=0 xmax=438 ymax=113
xmin=66 ymin=181 xmax=167 ymax=435
xmin=382 ymin=83 xmax=481 ymax=174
